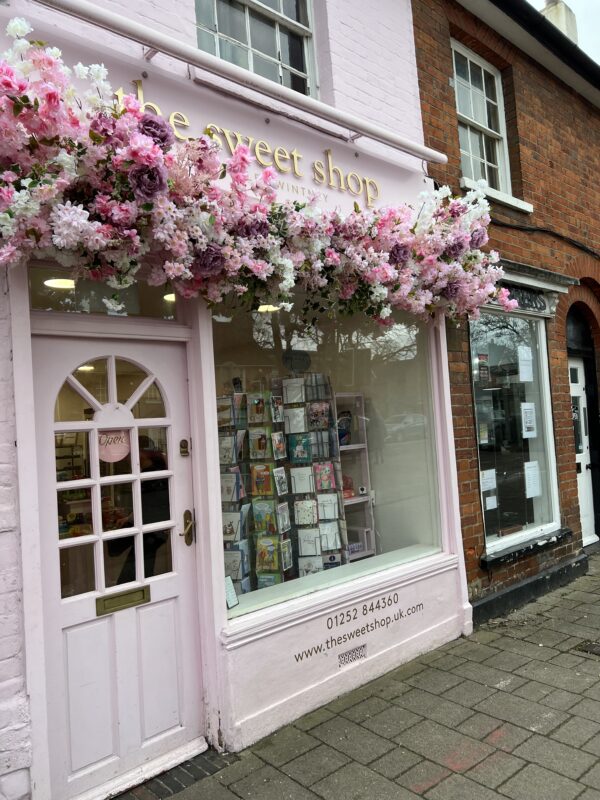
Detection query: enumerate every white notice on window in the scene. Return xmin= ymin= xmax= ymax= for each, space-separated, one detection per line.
xmin=224 ymin=576 xmax=239 ymax=609
xmin=521 ymin=402 xmax=537 ymax=439
xmin=485 ymin=495 xmax=498 ymax=510
xmin=525 ymin=461 xmax=542 ymax=498
xmin=518 ymin=345 xmax=534 ymax=382
xmin=480 ymin=469 xmax=497 ymax=492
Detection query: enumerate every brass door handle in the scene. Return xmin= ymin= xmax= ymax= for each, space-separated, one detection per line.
xmin=179 ymin=509 xmax=195 ymax=546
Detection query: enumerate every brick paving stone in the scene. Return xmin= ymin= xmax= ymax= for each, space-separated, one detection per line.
xmin=551 ymin=716 xmax=600 ymax=747
xmin=144 ymin=778 xmax=175 ymax=798
xmin=577 ymin=762 xmax=600 ymax=791
xmin=311 ymin=762 xmax=420 ymax=800
xmin=583 ymin=732 xmax=600 ymax=757
xmin=251 ymin=726 xmax=319 ymax=767
xmin=500 ymin=763 xmax=582 ymax=800
xmin=294 ymin=708 xmax=337 ymax=732
xmin=473 ymin=689 xmax=568 ymax=733
xmin=580 ymin=791 xmax=600 ymax=800
xmin=451 ymin=641 xmax=501 ymax=663
xmin=387 ymin=662 xmax=428 ymax=682
xmin=468 ymin=630 xmax=501 ymax=644
xmin=395 ymin=720 xmax=494 ymax=772
xmin=396 ymin=760 xmax=451 ymax=794
xmin=362 ymin=705 xmax=423 ymax=738
xmin=214 ymin=754 xmax=265 ymax=787
xmin=574 ymin=659 xmax=600 ymax=678
xmin=524 ymin=629 xmax=570 ymax=647
xmin=550 ymin=652 xmax=586 ymax=668
xmin=430 ymin=654 xmax=466 ymax=671
xmin=541 ymin=617 xmax=600 ymax=640
xmin=513 ymin=733 xmax=596 ymax=780
xmin=131 ymin=787 xmax=158 ymax=800
xmin=488 ymin=636 xmax=561 ymax=662
xmin=170 ymin=778 xmax=240 ymax=800
xmin=370 ymin=748 xmax=423 ymax=780
xmin=483 ymin=723 xmax=533 ymax=752
xmin=280 ymin=743 xmax=350 ymax=787
xmin=511 ymin=680 xmax=554 ymax=702
xmin=326 ymin=684 xmax=378 ymax=713
xmin=451 ymin=661 xmax=528 ymax=692
xmin=393 ymin=689 xmax=473 ymax=727
xmin=555 ymin=636 xmax=586 ymax=652
xmin=442 ymin=679 xmax=496 ymax=708
xmin=404 ymin=668 xmax=464 ymax=695
xmin=480 ymin=650 xmax=532 ymax=673
xmin=424 ymin=773 xmax=505 ymax=800
xmin=464 ymin=750 xmax=524 ymax=789
xmin=456 ymin=713 xmax=502 ymax=740
xmin=569 ymin=696 xmax=600 ymax=723
xmin=370 ymin=678 xmax=415 ymax=701
xmin=515 ymin=660 xmax=597 ymax=692
xmin=311 ymin=716 xmax=394 ymax=764
xmin=230 ymin=765 xmax=319 ymax=800
xmin=341 ymin=696 xmax=390 ymax=723
xmin=582 ymin=681 xmax=600 ymax=701
xmin=539 ymin=688 xmax=581 ymax=711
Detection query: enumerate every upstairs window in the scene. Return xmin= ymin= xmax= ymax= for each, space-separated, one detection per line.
xmin=196 ymin=0 xmax=314 ymax=95
xmin=452 ymin=42 xmax=510 ymax=193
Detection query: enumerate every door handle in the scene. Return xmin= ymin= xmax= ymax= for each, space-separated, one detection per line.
xmin=179 ymin=509 xmax=195 ymax=546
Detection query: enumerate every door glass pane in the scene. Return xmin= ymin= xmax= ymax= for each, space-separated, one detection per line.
xmin=101 ymin=483 xmax=134 ymax=531
xmin=104 ymin=536 xmax=136 ymax=586
xmin=572 ymin=396 xmax=583 ymax=454
xmin=55 ymin=432 xmax=90 ymax=481
xmin=139 ymin=428 xmax=169 ymax=471
xmin=570 ymin=367 xmax=579 ymax=384
xmin=254 ymin=54 xmax=280 ymax=82
xmin=217 ymin=0 xmax=247 ymax=42
xmin=141 ymin=478 xmax=171 ymax=524
xmin=250 ymin=11 xmax=277 ymax=57
xmin=73 ymin=359 xmax=109 ymax=404
xmin=131 ymin=382 xmax=166 ymax=419
xmin=98 ymin=430 xmax=132 ymax=478
xmin=116 ymin=359 xmax=148 ymax=404
xmin=282 ymin=69 xmax=307 ymax=94
xmin=60 ymin=544 xmax=95 ymax=597
xmin=57 ymin=487 xmax=93 ymax=539
xmin=54 ymin=381 xmax=96 ymax=422
xmin=454 ymin=51 xmax=469 ymax=82
xmin=144 ymin=530 xmax=172 ymax=577
xmin=280 ymin=28 xmax=305 ymax=70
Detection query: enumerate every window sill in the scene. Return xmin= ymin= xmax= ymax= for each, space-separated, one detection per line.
xmin=480 ymin=526 xmax=572 ymax=570
xmin=460 ymin=177 xmax=534 ymax=214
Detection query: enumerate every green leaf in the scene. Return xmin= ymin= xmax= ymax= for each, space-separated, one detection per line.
xmin=141 ymin=202 xmax=154 ymax=212
xmin=89 ymin=130 xmax=105 ymax=145
xmin=12 ymin=101 xmax=23 ymax=117
xmin=353 ymin=202 xmax=360 ymax=213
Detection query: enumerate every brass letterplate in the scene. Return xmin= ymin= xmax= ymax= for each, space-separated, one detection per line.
xmin=96 ymin=585 xmax=151 ymax=616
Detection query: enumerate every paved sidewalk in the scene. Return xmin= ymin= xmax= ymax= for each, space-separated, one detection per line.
xmin=165 ymin=555 xmax=600 ymax=799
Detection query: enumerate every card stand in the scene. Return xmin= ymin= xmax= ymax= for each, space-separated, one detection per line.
xmin=335 ymin=392 xmax=376 ymax=562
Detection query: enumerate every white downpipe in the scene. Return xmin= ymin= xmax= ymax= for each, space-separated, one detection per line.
xmin=33 ymin=0 xmax=448 ymax=166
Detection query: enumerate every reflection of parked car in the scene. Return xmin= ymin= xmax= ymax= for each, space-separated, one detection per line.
xmin=385 ymin=414 xmax=426 ymax=442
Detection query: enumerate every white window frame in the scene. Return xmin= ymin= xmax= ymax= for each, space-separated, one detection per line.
xmin=451 ymin=40 xmax=512 ymax=196
xmin=471 ymin=309 xmax=561 ymax=556
xmin=196 ymin=0 xmax=318 ymax=97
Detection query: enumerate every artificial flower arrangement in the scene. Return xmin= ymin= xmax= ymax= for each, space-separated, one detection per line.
xmin=0 ymin=17 xmax=517 ymax=322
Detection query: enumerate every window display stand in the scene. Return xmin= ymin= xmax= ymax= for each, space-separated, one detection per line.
xmin=336 ymin=392 xmax=376 ymax=561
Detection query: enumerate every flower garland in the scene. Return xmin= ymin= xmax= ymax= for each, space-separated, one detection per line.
xmin=0 ymin=18 xmax=517 ymax=322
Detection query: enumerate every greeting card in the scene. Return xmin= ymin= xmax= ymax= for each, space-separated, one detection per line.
xmin=294 ymin=498 xmax=318 ymax=525
xmin=220 ymin=471 xmax=244 ymax=502
xmin=271 ymin=431 xmax=287 ymax=461
xmin=222 ymin=505 xmax=250 ymax=543
xmin=247 ymin=393 xmax=269 ymax=424
xmin=252 ymin=498 xmax=277 ymax=533
xmin=270 ymin=395 xmax=284 ymax=423
xmin=310 ymin=430 xmax=330 ymax=459
xmin=317 ymin=493 xmax=339 ymax=520
xmin=305 ymin=373 xmax=331 ymax=401
xmin=281 ymin=538 xmax=293 ymax=571
xmin=283 ymin=377 xmax=305 ymax=404
xmin=256 ymin=535 xmax=280 ymax=572
xmin=217 ymin=396 xmax=233 ymax=428
xmin=284 ymin=406 xmax=307 ymax=434
xmin=319 ymin=521 xmax=341 ymax=550
xmin=249 ymin=427 xmax=272 ymax=460
xmin=289 ymin=433 xmax=312 ymax=464
xmin=314 ymin=461 xmax=336 ymax=491
xmin=308 ymin=401 xmax=330 ymax=431
xmin=298 ymin=528 xmax=321 ymax=556
xmin=273 ymin=466 xmax=289 ymax=496
xmin=223 ymin=550 xmax=243 ymax=580
xmin=219 ymin=434 xmax=236 ymax=465
xmin=250 ymin=464 xmax=273 ymax=496
xmin=298 ymin=556 xmax=323 ymax=577
xmin=290 ymin=466 xmax=315 ymax=494
xmin=257 ymin=573 xmax=282 ymax=588
xmin=235 ymin=429 xmax=247 ymax=461
xmin=277 ymin=501 xmax=292 ymax=533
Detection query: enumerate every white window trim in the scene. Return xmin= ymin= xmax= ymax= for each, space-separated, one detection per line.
xmin=460 ymin=177 xmax=534 ymax=214
xmin=474 ymin=310 xmax=561 ymax=556
xmin=451 ymin=39 xmax=512 ymax=197
xmin=196 ymin=0 xmax=318 ymax=97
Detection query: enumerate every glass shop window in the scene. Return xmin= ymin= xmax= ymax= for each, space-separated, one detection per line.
xmin=470 ymin=311 xmax=559 ymax=544
xmin=212 ymin=306 xmax=442 ymax=616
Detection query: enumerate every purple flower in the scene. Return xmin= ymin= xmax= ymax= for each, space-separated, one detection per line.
xmin=388 ymin=243 xmax=411 ymax=266
xmin=90 ymin=113 xmax=116 ymax=139
xmin=191 ymin=243 xmax=225 ymax=277
xmin=138 ymin=113 xmax=175 ymax=150
xmin=129 ymin=163 xmax=168 ymax=202
xmin=470 ymin=227 xmax=488 ymax=249
xmin=443 ymin=281 xmax=461 ymax=301
xmin=237 ymin=218 xmax=270 ymax=238
xmin=443 ymin=236 xmax=469 ymax=260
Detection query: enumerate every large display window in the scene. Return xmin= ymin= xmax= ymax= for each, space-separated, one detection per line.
xmin=470 ymin=311 xmax=559 ymax=545
xmin=212 ymin=307 xmax=442 ymax=616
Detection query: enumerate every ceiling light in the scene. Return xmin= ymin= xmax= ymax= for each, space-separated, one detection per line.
xmin=212 ymin=314 xmax=232 ymax=323
xmin=163 ymin=293 xmax=176 ymax=303
xmin=257 ymin=304 xmax=281 ymax=313
xmin=44 ymin=278 xmax=75 ymax=290
xmin=77 ymin=364 xmax=95 ymax=372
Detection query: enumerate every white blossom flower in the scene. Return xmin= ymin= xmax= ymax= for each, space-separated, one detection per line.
xmin=10 ymin=38 xmax=31 ymax=57
xmin=6 ymin=17 xmax=32 ymax=38
xmin=73 ymin=62 xmax=89 ymax=80
xmin=88 ymin=63 xmax=108 ymax=84
xmin=45 ymin=47 xmax=62 ymax=59
xmin=102 ymin=296 xmax=126 ymax=313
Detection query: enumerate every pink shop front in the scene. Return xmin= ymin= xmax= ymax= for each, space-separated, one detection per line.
xmin=4 ymin=13 xmax=473 ymax=800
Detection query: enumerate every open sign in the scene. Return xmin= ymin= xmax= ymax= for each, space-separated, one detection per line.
xmin=98 ymin=430 xmax=130 ymax=463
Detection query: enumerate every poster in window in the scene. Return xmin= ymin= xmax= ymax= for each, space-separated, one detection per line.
xmin=480 ymin=468 xmax=497 ymax=492
xmin=525 ymin=461 xmax=542 ymax=498
xmin=521 ymin=402 xmax=537 ymax=439
xmin=518 ymin=345 xmax=534 ymax=382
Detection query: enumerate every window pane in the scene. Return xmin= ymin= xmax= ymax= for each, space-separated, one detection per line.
xmin=456 ymin=82 xmax=472 ymax=117
xmin=458 ymin=122 xmax=471 ymax=154
xmin=56 ymin=432 xmax=90 ymax=482
xmin=144 ymin=530 xmax=172 ymax=577
xmin=487 ymin=101 xmax=499 ymax=132
xmin=472 ymin=91 xmax=486 ymax=125
xmin=141 ymin=477 xmax=171 ymax=524
xmin=484 ymin=135 xmax=498 ymax=166
xmin=60 ymin=544 xmax=95 ymax=597
xmin=470 ymin=314 xmax=555 ymax=541
xmin=487 ymin=165 xmax=499 ymax=190
xmin=260 ymin=0 xmax=280 ymax=9
xmin=454 ymin=51 xmax=469 ymax=82
xmin=282 ymin=0 xmax=308 ymax=25
xmin=470 ymin=61 xmax=484 ymax=91
xmin=196 ymin=0 xmax=216 ymax=28
xmin=116 ymin=359 xmax=148 ymax=405
xmin=469 ymin=128 xmax=484 ymax=159
xmin=197 ymin=28 xmax=216 ymax=54
xmin=250 ymin=11 xmax=277 ymax=57
xmin=131 ymin=382 xmax=166 ymax=419
xmin=253 ymin=53 xmax=280 ymax=82
xmin=139 ymin=428 xmax=169 ymax=471
xmin=484 ymin=70 xmax=497 ymax=102
xmin=218 ymin=38 xmax=249 ymax=68
xmin=217 ymin=0 xmax=247 ymax=42
xmin=460 ymin=152 xmax=473 ymax=180
xmin=57 ymin=487 xmax=93 ymax=539
xmin=101 ymin=483 xmax=134 ymax=531
xmin=73 ymin=359 xmax=108 ymax=404
xmin=99 ymin=429 xmax=132 ymax=478
xmin=280 ymin=28 xmax=305 ymax=70
xmin=472 ymin=159 xmax=485 ymax=181
xmin=54 ymin=381 xmax=96 ymax=423
xmin=282 ymin=69 xmax=307 ymax=94
xmin=104 ymin=536 xmax=136 ymax=586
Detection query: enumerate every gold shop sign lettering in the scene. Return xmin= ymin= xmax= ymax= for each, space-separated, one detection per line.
xmin=114 ymin=80 xmax=381 ymax=208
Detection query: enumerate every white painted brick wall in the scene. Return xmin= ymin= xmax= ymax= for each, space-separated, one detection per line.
xmin=0 ymin=2 xmax=426 ymax=797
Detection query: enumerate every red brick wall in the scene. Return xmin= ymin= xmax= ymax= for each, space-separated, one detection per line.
xmin=412 ymin=0 xmax=600 ymax=600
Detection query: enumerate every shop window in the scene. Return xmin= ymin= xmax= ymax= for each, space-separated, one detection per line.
xmin=196 ymin=0 xmax=314 ymax=96
xmin=452 ymin=41 xmax=510 ymax=193
xmin=470 ymin=311 xmax=559 ymax=546
xmin=213 ymin=307 xmax=442 ymax=616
